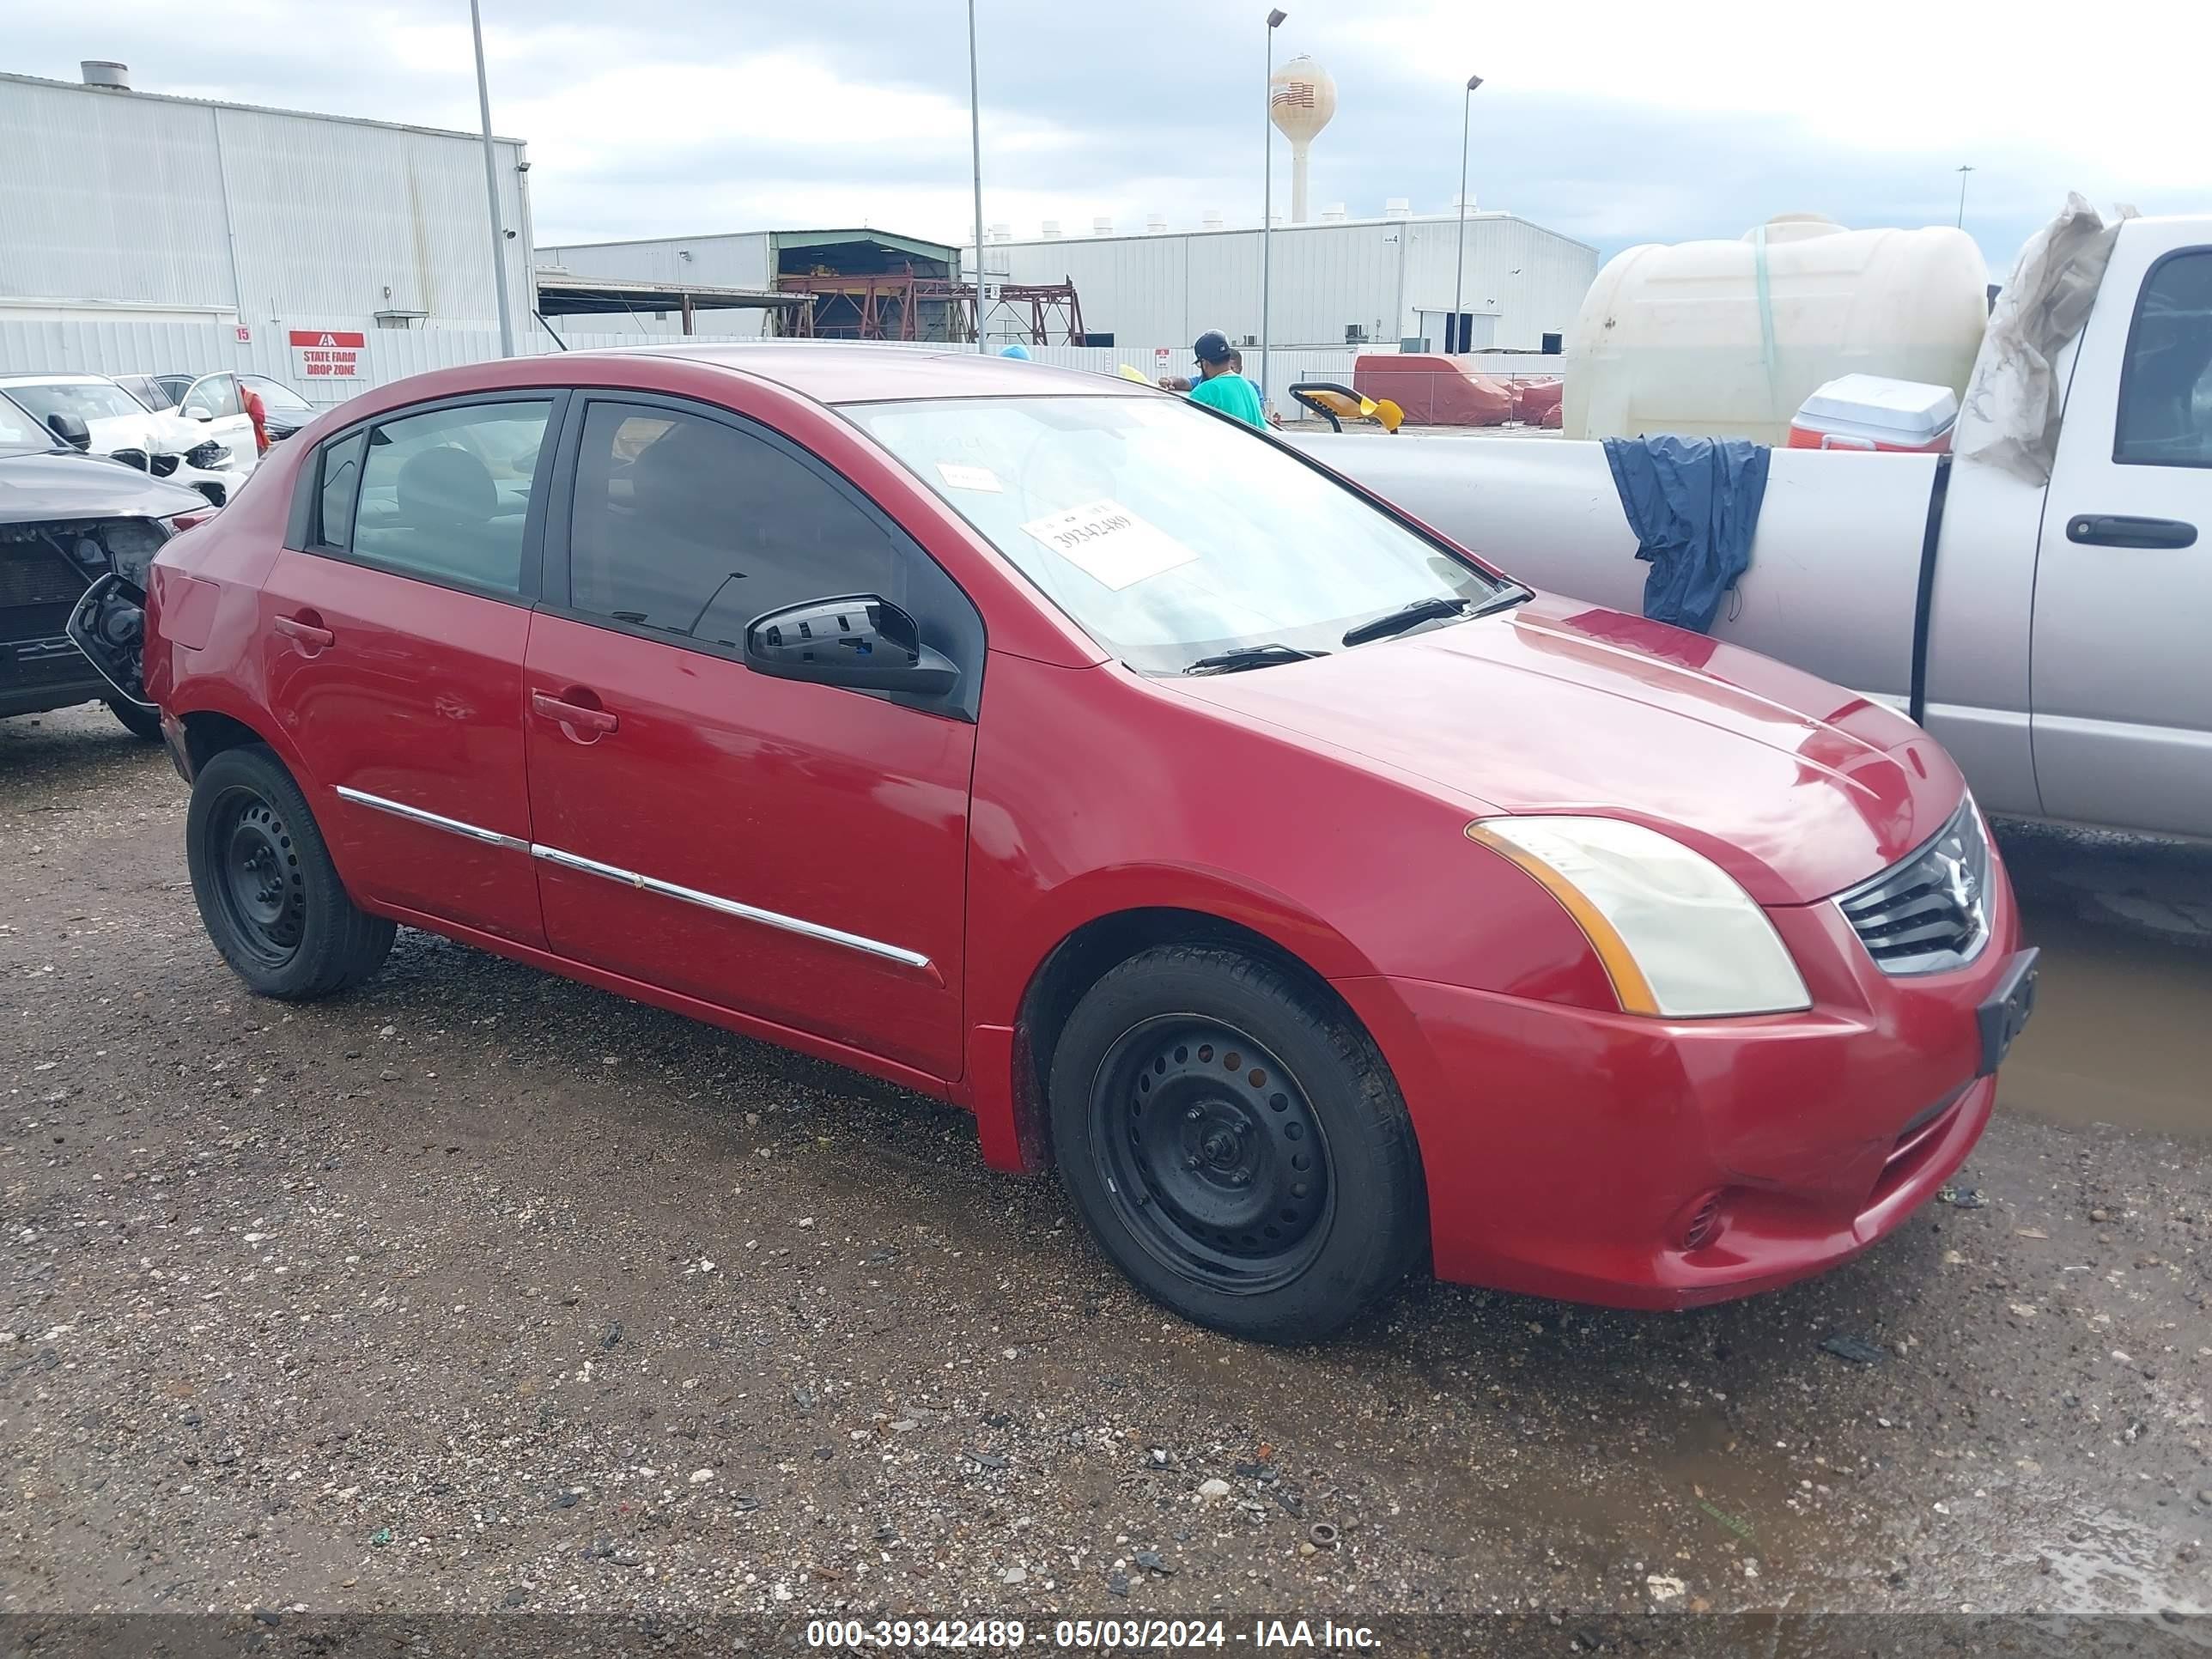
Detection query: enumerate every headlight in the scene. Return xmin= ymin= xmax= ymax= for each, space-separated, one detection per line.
xmin=1466 ymin=816 xmax=1811 ymax=1018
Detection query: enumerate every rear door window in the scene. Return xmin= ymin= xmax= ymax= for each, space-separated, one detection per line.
xmin=2114 ymin=248 xmax=2212 ymax=468
xmin=334 ymin=399 xmax=554 ymax=598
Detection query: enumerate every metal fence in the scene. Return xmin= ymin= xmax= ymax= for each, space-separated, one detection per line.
xmin=0 ymin=318 xmax=1382 ymax=415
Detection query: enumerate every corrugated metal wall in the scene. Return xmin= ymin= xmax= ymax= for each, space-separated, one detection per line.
xmin=538 ymin=233 xmax=774 ymax=291
xmin=0 ymin=77 xmax=235 ymax=310
xmin=992 ymin=216 xmax=1596 ymax=352
xmin=0 ymin=73 xmax=532 ymax=337
xmin=1401 ymin=217 xmax=1595 ymax=349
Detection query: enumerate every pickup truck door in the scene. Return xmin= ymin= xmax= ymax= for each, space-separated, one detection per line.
xmin=2032 ymin=236 xmax=2212 ymax=836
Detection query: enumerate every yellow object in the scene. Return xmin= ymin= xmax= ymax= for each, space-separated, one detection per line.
xmin=1297 ymin=388 xmax=1403 ymax=433
xmin=1462 ymin=822 xmax=1660 ymax=1015
xmin=1116 ymin=364 xmax=1153 ymax=384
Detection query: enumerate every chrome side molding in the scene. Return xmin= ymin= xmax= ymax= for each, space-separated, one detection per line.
xmin=334 ymin=785 xmax=529 ymax=852
xmin=528 ymin=845 xmax=934 ymax=969
xmin=332 ymin=785 xmax=933 ymax=973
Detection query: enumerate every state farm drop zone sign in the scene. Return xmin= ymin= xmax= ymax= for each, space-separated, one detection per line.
xmin=289 ymin=331 xmax=366 ymax=381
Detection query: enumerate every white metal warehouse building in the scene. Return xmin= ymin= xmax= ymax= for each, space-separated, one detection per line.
xmin=0 ymin=64 xmax=533 ymax=393
xmin=973 ymin=209 xmax=1599 ymax=355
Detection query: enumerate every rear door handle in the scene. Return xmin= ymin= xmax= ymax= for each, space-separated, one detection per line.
xmin=532 ymin=690 xmax=619 ymax=735
xmin=2066 ymin=514 xmax=2198 ymax=549
xmin=271 ymin=613 xmax=335 ymax=648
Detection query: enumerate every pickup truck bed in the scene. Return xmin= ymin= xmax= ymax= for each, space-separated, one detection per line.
xmin=1287 ymin=214 xmax=2212 ymax=842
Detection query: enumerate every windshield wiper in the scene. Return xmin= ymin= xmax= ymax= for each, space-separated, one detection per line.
xmin=1340 ymin=586 xmax=1534 ymax=647
xmin=1182 ymin=643 xmax=1328 ymax=676
xmin=1340 ymin=595 xmax=1476 ymax=646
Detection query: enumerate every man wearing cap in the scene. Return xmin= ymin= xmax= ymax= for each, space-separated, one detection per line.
xmin=1185 ymin=331 xmax=1267 ymax=429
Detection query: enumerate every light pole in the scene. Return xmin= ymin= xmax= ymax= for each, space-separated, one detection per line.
xmin=1954 ymin=163 xmax=1974 ymax=229
xmin=1450 ymin=74 xmax=1482 ymax=354
xmin=1261 ymin=8 xmax=1285 ymax=405
xmin=470 ymin=0 xmax=515 ymax=358
xmin=968 ymin=0 xmax=988 ymax=351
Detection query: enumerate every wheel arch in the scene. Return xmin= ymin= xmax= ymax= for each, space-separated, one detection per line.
xmin=179 ymin=708 xmax=272 ymax=777
xmin=172 ymin=694 xmax=313 ymax=789
xmin=986 ymin=903 xmax=1385 ymax=1175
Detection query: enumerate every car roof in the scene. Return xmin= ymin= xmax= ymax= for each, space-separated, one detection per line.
xmin=599 ymin=341 xmax=1148 ymax=405
xmin=0 ymin=373 xmax=120 ymax=386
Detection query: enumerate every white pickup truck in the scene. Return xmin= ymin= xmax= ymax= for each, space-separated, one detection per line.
xmin=1296 ymin=212 xmax=2212 ymax=842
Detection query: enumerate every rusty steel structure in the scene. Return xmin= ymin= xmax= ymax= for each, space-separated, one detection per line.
xmin=775 ymin=266 xmax=1085 ymax=345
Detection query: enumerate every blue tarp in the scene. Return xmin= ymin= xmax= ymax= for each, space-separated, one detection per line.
xmin=1601 ymin=435 xmax=1771 ymax=634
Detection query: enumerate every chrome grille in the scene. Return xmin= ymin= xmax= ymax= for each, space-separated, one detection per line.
xmin=1836 ymin=800 xmax=1992 ymax=975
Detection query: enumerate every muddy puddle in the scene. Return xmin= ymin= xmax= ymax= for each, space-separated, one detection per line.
xmin=1995 ymin=822 xmax=2212 ymax=1143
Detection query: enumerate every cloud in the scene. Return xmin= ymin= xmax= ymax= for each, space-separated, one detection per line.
xmin=9 ymin=0 xmax=2204 ymax=276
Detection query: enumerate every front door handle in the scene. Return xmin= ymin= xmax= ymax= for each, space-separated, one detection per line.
xmin=2066 ymin=514 xmax=2198 ymax=549
xmin=532 ymin=690 xmax=619 ymax=737
xmin=272 ymin=612 xmax=336 ymax=649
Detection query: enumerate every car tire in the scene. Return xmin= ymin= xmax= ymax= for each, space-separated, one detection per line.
xmin=106 ymin=698 xmax=162 ymax=742
xmin=1048 ymin=944 xmax=1426 ymax=1344
xmin=185 ymin=744 xmax=394 ymax=1000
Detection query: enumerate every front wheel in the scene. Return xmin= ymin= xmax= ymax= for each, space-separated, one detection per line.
xmin=107 ymin=698 xmax=162 ymax=742
xmin=185 ymin=744 xmax=394 ymax=1000
xmin=1049 ymin=945 xmax=1426 ymax=1343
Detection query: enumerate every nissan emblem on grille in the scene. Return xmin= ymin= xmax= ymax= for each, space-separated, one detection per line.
xmin=1835 ymin=801 xmax=1992 ymax=975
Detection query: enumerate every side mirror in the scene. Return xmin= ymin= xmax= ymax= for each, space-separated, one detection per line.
xmin=46 ymin=411 xmax=92 ymax=451
xmin=744 ymin=595 xmax=959 ymax=697
xmin=186 ymin=406 xmax=216 ymax=422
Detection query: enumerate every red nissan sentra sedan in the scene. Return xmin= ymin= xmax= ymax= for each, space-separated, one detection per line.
xmin=142 ymin=345 xmax=2038 ymax=1342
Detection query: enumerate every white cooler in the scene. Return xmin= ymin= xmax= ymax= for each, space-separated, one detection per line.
xmin=1788 ymin=374 xmax=1959 ymax=453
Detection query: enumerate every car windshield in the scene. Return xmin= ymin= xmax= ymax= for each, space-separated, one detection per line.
xmin=6 ymin=380 xmax=148 ymax=425
xmin=0 ymin=392 xmax=53 ymax=454
xmin=243 ymin=377 xmax=313 ymax=413
xmin=848 ymin=393 xmax=1504 ymax=673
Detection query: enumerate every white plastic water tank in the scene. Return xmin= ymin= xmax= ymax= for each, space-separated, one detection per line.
xmin=1562 ymin=214 xmax=1990 ymax=445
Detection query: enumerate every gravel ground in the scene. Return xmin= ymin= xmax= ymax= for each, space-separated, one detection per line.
xmin=3 ymin=702 xmax=2207 ymax=1632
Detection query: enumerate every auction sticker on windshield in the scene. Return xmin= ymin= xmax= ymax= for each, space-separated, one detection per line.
xmin=1021 ymin=499 xmax=1196 ymax=591
xmin=936 ymin=461 xmax=1002 ymax=492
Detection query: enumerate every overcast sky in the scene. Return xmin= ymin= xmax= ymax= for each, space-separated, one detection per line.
xmin=14 ymin=1 xmax=2205 ymax=276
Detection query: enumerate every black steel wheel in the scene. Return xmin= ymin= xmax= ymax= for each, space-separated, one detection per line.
xmin=185 ymin=744 xmax=393 ymax=1000
xmin=201 ymin=783 xmax=309 ymax=971
xmin=1090 ymin=1016 xmax=1334 ymax=1295
xmin=1049 ymin=944 xmax=1426 ymax=1344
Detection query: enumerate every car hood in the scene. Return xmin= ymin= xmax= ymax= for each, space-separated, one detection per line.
xmin=0 ymin=447 xmax=207 ymax=525
xmin=1166 ymin=594 xmax=1962 ymax=904
xmin=83 ymin=411 xmax=178 ymax=454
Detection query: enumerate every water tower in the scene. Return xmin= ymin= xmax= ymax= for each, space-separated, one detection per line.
xmin=1268 ymin=54 xmax=1336 ymax=224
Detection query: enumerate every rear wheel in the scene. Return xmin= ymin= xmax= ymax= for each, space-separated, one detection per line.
xmin=185 ymin=744 xmax=393 ymax=1000
xmin=107 ymin=698 xmax=162 ymax=742
xmin=1049 ymin=944 xmax=1425 ymax=1343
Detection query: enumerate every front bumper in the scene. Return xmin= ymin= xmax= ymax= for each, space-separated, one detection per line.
xmin=1334 ymin=884 xmax=2026 ymax=1310
xmin=1 ymin=633 xmax=108 ymax=717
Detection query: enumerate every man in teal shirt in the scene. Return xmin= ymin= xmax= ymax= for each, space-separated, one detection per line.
xmin=1186 ymin=330 xmax=1267 ymax=429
